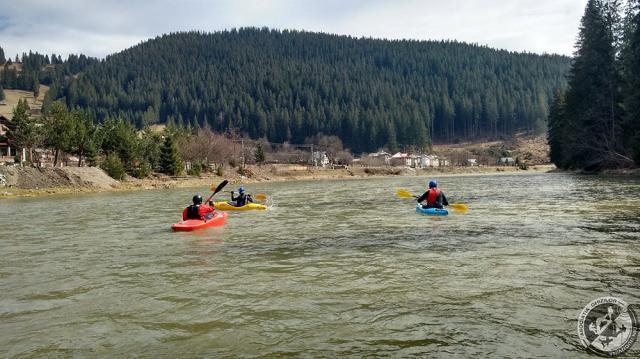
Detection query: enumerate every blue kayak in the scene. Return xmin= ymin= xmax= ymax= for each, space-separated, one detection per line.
xmin=416 ymin=204 xmax=449 ymax=216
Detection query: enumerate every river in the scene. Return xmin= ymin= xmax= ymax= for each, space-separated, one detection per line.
xmin=1 ymin=173 xmax=639 ymax=358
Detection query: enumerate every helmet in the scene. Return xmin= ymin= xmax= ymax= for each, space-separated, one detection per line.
xmin=192 ymin=194 xmax=203 ymax=204
xmin=238 ymin=187 xmax=245 ymax=194
xmin=428 ymin=180 xmax=437 ymax=188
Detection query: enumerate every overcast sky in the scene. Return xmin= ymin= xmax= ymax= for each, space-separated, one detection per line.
xmin=0 ymin=0 xmax=587 ymax=59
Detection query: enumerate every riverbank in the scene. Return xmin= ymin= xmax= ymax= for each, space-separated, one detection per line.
xmin=0 ymin=164 xmax=555 ymax=199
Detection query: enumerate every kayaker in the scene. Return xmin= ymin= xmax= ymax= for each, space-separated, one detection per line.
xmin=417 ymin=180 xmax=449 ymax=209
xmin=230 ymin=187 xmax=253 ymax=207
xmin=182 ymin=194 xmax=215 ymax=220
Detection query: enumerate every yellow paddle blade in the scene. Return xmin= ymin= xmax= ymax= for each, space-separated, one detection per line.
xmin=449 ymin=203 xmax=468 ymax=213
xmin=396 ymin=189 xmax=415 ymax=199
xmin=254 ymin=193 xmax=267 ymax=202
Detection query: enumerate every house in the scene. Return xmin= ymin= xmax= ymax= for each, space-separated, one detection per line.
xmin=416 ymin=155 xmax=440 ymax=168
xmin=368 ymin=150 xmax=392 ymax=164
xmin=390 ymin=152 xmax=411 ymax=167
xmin=312 ymin=151 xmax=329 ymax=167
xmin=467 ymin=158 xmax=478 ymax=166
xmin=499 ymin=157 xmax=516 ymax=166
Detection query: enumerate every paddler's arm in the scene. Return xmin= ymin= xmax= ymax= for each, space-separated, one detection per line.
xmin=182 ymin=207 xmax=188 ymax=221
xmin=441 ymin=193 xmax=449 ymax=206
xmin=416 ymin=191 xmax=428 ymax=203
xmin=199 ymin=204 xmax=215 ymax=219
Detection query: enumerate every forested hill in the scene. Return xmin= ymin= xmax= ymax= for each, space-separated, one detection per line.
xmin=59 ymin=28 xmax=570 ymax=152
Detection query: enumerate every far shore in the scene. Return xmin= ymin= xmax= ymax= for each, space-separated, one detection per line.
xmin=0 ymin=164 xmax=556 ymax=199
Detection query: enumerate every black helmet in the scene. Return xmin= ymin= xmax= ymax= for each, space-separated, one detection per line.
xmin=192 ymin=194 xmax=203 ymax=204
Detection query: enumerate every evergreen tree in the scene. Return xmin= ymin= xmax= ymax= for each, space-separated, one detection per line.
xmin=254 ymin=142 xmax=266 ymax=165
xmin=68 ymin=109 xmax=96 ymax=166
xmin=159 ymin=136 xmax=183 ymax=175
xmin=0 ymin=46 xmax=5 ymax=64
xmin=6 ymin=99 xmax=39 ymax=163
xmin=45 ymin=101 xmax=74 ymax=166
xmin=32 ymin=81 xmax=40 ymax=98
xmin=562 ymin=0 xmax=621 ymax=169
xmin=548 ymin=90 xmax=567 ymax=167
xmin=0 ymin=85 xmax=4 ymax=102
xmin=621 ymin=0 xmax=640 ymax=164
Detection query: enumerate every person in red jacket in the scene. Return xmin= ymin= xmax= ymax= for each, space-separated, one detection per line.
xmin=182 ymin=194 xmax=215 ymax=220
xmin=417 ymin=180 xmax=449 ymax=209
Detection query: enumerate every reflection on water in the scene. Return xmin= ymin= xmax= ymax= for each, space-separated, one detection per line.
xmin=1 ymin=173 xmax=639 ymax=357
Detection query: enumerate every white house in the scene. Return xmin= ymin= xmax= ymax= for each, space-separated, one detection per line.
xmin=312 ymin=151 xmax=330 ymax=167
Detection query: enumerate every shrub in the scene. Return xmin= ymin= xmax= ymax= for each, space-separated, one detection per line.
xmin=187 ymin=162 xmax=203 ymax=176
xmin=132 ymin=162 xmax=152 ymax=179
xmin=101 ymin=154 xmax=126 ymax=180
xmin=215 ymin=166 xmax=224 ymax=176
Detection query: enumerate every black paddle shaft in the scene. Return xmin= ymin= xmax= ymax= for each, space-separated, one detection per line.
xmin=205 ymin=180 xmax=228 ymax=204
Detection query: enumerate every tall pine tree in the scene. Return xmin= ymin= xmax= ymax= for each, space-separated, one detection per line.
xmin=562 ymin=0 xmax=621 ymax=169
xmin=6 ymin=99 xmax=39 ymax=163
xmin=621 ymin=0 xmax=640 ymax=163
xmin=547 ymin=90 xmax=567 ymax=167
xmin=159 ymin=136 xmax=183 ymax=175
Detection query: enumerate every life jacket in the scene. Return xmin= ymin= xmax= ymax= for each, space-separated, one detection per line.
xmin=427 ymin=188 xmax=441 ymax=205
xmin=186 ymin=204 xmax=201 ymax=219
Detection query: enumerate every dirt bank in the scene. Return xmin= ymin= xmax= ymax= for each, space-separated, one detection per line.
xmin=0 ymin=164 xmax=555 ymax=199
xmin=0 ymin=166 xmax=117 ymax=189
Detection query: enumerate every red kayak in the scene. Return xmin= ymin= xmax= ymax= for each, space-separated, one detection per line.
xmin=171 ymin=211 xmax=228 ymax=232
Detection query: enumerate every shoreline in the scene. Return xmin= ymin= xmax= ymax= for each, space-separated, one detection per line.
xmin=0 ymin=164 xmax=556 ymax=199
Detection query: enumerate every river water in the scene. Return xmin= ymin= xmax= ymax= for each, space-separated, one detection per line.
xmin=1 ymin=173 xmax=639 ymax=358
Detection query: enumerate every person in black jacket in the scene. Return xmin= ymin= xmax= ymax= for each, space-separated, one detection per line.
xmin=231 ymin=187 xmax=254 ymax=207
xmin=417 ymin=180 xmax=449 ymax=209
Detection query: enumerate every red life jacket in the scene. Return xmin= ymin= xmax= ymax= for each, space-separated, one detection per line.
xmin=427 ymin=188 xmax=441 ymax=205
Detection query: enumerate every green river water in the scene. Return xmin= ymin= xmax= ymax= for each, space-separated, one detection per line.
xmin=1 ymin=173 xmax=639 ymax=358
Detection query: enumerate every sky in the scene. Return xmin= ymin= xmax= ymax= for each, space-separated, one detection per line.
xmin=0 ymin=0 xmax=587 ymax=59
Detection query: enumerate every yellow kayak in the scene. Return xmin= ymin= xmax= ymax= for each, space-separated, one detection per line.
xmin=214 ymin=202 xmax=267 ymax=211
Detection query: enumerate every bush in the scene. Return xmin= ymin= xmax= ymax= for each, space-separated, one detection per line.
xmin=237 ymin=166 xmax=246 ymax=176
xmin=215 ymin=166 xmax=224 ymax=176
xmin=131 ymin=162 xmax=152 ymax=179
xmin=101 ymin=154 xmax=126 ymax=180
xmin=187 ymin=162 xmax=204 ymax=176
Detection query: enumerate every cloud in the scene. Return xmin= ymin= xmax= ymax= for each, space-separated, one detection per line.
xmin=0 ymin=0 xmax=586 ymax=58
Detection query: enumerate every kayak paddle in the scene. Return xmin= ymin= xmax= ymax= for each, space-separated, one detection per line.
xmin=448 ymin=203 xmax=469 ymax=213
xmin=396 ymin=188 xmax=468 ymax=213
xmin=205 ymin=180 xmax=229 ymax=204
xmin=396 ymin=189 xmax=417 ymax=199
xmin=254 ymin=193 xmax=268 ymax=202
